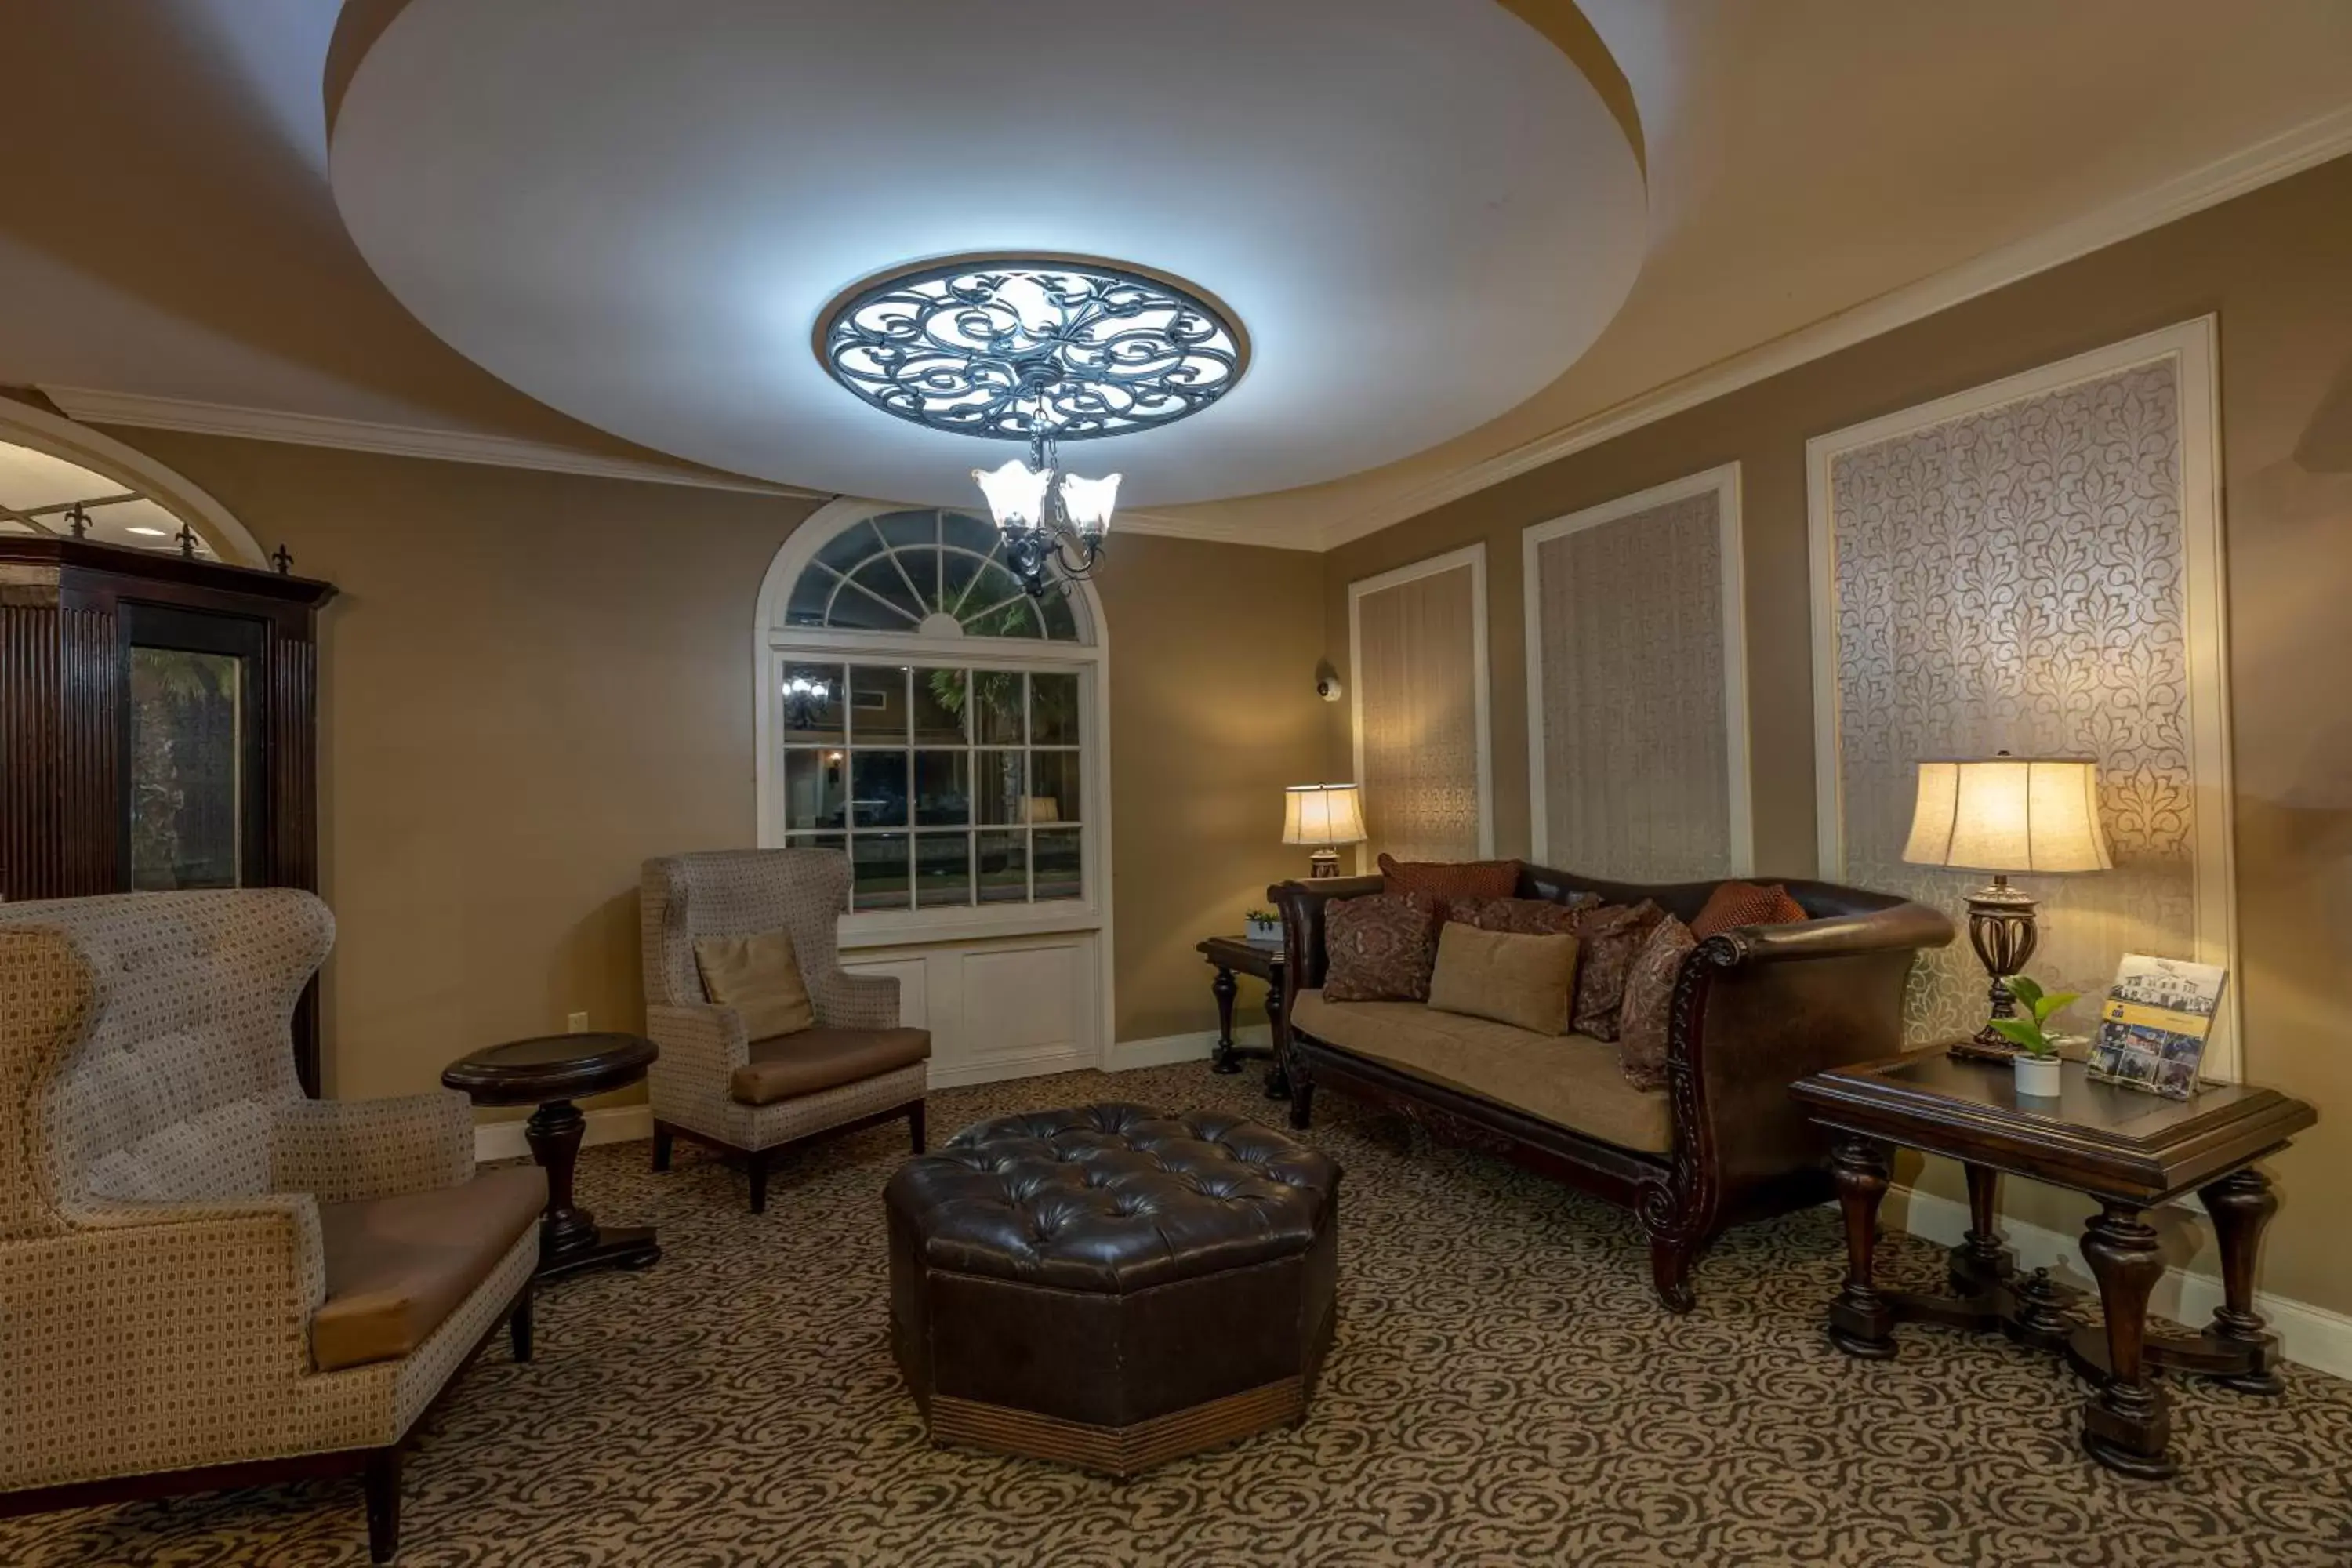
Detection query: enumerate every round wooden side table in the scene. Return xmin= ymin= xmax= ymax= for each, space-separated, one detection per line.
xmin=442 ymin=1032 xmax=662 ymax=1280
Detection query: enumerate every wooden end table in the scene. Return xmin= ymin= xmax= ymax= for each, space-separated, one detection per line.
xmin=443 ymin=1032 xmax=663 ymax=1280
xmin=1791 ymin=1050 xmax=2315 ymax=1479
xmin=1196 ymin=935 xmax=1290 ymax=1100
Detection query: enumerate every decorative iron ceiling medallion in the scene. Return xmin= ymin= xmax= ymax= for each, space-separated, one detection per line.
xmin=816 ymin=255 xmax=1247 ymax=442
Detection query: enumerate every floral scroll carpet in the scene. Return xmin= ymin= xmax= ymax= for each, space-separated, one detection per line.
xmin=8 ymin=1063 xmax=2350 ymax=1566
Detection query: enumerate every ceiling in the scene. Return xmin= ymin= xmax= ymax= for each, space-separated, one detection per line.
xmin=2 ymin=1 xmax=2349 ymax=546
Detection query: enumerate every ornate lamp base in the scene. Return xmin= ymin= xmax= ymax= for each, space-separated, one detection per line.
xmin=1948 ymin=875 xmax=2041 ymax=1063
xmin=1308 ymin=849 xmax=1341 ymax=879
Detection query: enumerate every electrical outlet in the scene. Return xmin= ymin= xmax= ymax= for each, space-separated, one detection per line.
xmin=566 ymin=1011 xmax=589 ymax=1033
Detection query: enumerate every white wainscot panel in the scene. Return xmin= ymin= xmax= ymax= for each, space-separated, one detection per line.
xmin=844 ymin=932 xmax=1100 ymax=1090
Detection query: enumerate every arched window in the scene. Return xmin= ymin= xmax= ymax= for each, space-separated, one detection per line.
xmin=755 ymin=499 xmax=1107 ymax=940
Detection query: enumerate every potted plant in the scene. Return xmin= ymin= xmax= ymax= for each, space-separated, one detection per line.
xmin=1987 ymin=975 xmax=2076 ymax=1098
xmin=1244 ymin=907 xmax=1283 ymax=946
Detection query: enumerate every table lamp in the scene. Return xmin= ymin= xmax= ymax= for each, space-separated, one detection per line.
xmin=1901 ymin=753 xmax=2111 ymax=1059
xmin=1283 ymin=783 xmax=1367 ymax=879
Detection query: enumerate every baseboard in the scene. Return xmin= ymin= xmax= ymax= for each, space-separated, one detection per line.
xmin=1891 ymin=1185 xmax=2352 ymax=1381
xmin=1104 ymin=1025 xmax=1270 ymax=1072
xmin=474 ymin=1105 xmax=651 ymax=1163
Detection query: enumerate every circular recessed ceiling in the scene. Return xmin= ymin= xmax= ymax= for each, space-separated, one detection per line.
xmin=327 ymin=0 xmax=1646 ymax=507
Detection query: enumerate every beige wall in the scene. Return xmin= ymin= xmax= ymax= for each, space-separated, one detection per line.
xmin=89 ymin=432 xmax=1326 ymax=1107
xmin=1322 ymin=154 xmax=2352 ymax=1316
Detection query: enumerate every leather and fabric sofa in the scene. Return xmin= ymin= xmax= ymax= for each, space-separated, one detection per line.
xmin=1274 ymin=866 xmax=1951 ymax=1312
xmin=640 ymin=849 xmax=929 ymax=1210
xmin=0 ymin=890 xmax=543 ymax=1563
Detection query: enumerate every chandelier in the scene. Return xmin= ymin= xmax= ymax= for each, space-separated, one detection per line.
xmin=817 ymin=255 xmax=1247 ymax=597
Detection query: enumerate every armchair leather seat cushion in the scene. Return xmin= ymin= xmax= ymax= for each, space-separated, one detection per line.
xmin=1291 ymin=989 xmax=1670 ymax=1155
xmin=311 ymin=1165 xmax=546 ymax=1373
xmin=730 ymin=1025 xmax=932 ymax=1106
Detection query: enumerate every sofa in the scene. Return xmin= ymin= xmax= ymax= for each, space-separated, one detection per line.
xmin=0 ymin=890 xmax=543 ymax=1563
xmin=1273 ymin=866 xmax=1951 ymax=1311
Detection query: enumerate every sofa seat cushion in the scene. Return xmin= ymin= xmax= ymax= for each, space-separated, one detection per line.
xmin=312 ymin=1164 xmax=546 ymax=1373
xmin=1291 ymin=989 xmax=1671 ymax=1155
xmin=731 ymin=1025 xmax=932 ymax=1106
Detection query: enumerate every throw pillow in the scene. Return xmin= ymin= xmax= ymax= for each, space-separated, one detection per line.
xmin=694 ymin=930 xmax=815 ymax=1040
xmin=1321 ymin=890 xmax=1442 ymax=1002
xmin=1444 ymin=895 xmax=1588 ymax=938
xmin=1425 ymin=923 xmax=1580 ymax=1036
xmin=1617 ymin=916 xmax=1697 ymax=1090
xmin=1570 ymin=900 xmax=1666 ymax=1040
xmin=1689 ymin=880 xmax=1810 ymax=940
xmin=1377 ymin=853 xmax=1520 ymax=908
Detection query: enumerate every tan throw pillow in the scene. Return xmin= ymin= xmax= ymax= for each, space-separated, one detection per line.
xmin=1426 ymin=923 xmax=1580 ymax=1036
xmin=693 ymin=931 xmax=815 ymax=1040
xmin=1617 ymin=916 xmax=1697 ymax=1090
xmin=1321 ymin=891 xmax=1441 ymax=1003
xmin=1570 ymin=900 xmax=1666 ymax=1040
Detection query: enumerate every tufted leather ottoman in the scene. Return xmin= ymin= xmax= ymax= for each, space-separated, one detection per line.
xmin=884 ymin=1103 xmax=1340 ymax=1475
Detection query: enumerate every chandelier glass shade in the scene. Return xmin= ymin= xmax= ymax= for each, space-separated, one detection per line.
xmin=818 ymin=254 xmax=1243 ymax=599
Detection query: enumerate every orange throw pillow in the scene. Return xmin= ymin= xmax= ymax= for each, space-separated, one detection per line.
xmin=1689 ymin=880 xmax=1809 ymax=941
xmin=1377 ymin=853 xmax=1519 ymax=906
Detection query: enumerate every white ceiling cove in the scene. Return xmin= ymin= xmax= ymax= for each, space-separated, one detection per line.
xmin=325 ymin=0 xmax=1648 ymax=508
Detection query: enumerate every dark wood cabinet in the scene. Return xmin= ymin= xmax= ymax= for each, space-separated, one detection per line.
xmin=1 ymin=537 xmax=336 ymax=1091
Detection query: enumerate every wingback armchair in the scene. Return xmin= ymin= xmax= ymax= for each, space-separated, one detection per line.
xmin=641 ymin=850 xmax=930 ymax=1211
xmin=0 ymin=891 xmax=543 ymax=1563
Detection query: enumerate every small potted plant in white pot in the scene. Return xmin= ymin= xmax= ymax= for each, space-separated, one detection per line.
xmin=1987 ymin=975 xmax=2076 ymax=1098
xmin=1244 ymin=906 xmax=1283 ymax=946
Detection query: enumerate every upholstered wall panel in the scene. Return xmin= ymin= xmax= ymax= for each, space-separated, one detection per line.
xmin=1351 ymin=550 xmax=1489 ymax=865
xmin=1526 ymin=469 xmax=1747 ymax=881
xmin=1811 ymin=324 xmax=2234 ymax=1063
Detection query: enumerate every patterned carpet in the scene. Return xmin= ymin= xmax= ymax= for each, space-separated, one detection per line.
xmin=9 ymin=1062 xmax=2352 ymax=1566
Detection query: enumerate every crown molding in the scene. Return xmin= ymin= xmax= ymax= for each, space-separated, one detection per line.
xmin=38 ymin=385 xmax=818 ymax=498
xmin=1113 ymin=506 xmax=1319 ymax=550
xmin=1312 ymin=102 xmax=2352 ymax=550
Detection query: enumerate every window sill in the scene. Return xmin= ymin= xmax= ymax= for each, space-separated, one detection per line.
xmin=838 ymin=902 xmax=1103 ymax=951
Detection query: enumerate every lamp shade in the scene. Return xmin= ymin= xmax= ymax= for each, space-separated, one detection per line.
xmin=1283 ymin=783 xmax=1367 ymax=848
xmin=1901 ymin=757 xmax=2111 ymax=873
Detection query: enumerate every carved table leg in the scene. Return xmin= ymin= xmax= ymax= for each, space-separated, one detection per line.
xmin=2201 ymin=1167 xmax=2286 ymax=1395
xmin=1828 ymin=1134 xmax=1898 ymax=1359
xmin=1951 ymin=1162 xmax=2016 ymax=1291
xmin=1262 ymin=980 xmax=1291 ymax=1100
xmin=524 ymin=1096 xmax=662 ymax=1280
xmin=2078 ymin=1203 xmax=2175 ymax=1479
xmin=1210 ymin=965 xmax=1241 ymax=1074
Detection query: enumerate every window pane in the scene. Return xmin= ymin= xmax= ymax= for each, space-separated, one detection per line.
xmin=1029 ymin=750 xmax=1080 ymax=825
xmin=913 ymin=667 xmax=968 ymax=745
xmin=941 ymin=547 xmax=987 ymax=616
xmin=851 ymin=557 xmax=925 ymax=625
xmin=786 ymin=566 xmax=837 ymax=628
xmin=974 ymin=750 xmax=1026 ymax=826
xmin=877 ymin=509 xmax=939 ymax=550
xmin=129 ymin=647 xmax=243 ymax=890
xmin=1031 ymin=673 xmax=1080 ymax=745
xmin=849 ymin=665 xmax=907 ymax=745
xmin=942 ymin=510 xmax=999 ymax=556
xmin=1033 ymin=828 xmax=1082 ymax=901
xmin=782 ymin=747 xmax=848 ymax=830
xmin=961 ymin=562 xmax=1029 ymax=625
xmin=850 ymin=750 xmax=908 ymax=827
xmin=913 ymin=751 xmax=969 ymax=826
xmin=824 ymin=575 xmax=915 ymax=632
xmin=977 ymin=829 xmax=1029 ymax=904
xmin=973 ymin=671 xmax=1025 ymax=746
xmin=1040 ymin=590 xmax=1080 ymax=641
xmin=815 ymin=517 xmax=884 ymax=576
xmin=914 ymin=831 xmax=973 ymax=908
xmin=780 ymin=662 xmax=844 ymax=742
xmin=851 ymin=833 xmax=910 ymax=910
xmin=966 ymin=594 xmax=1044 ymax=640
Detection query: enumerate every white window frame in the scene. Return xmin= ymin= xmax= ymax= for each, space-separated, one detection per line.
xmin=1347 ymin=543 xmax=1495 ymax=869
xmin=754 ymin=498 xmax=1114 ymax=953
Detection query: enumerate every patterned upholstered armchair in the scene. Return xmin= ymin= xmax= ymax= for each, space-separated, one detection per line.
xmin=641 ymin=850 xmax=930 ymax=1211
xmin=0 ymin=891 xmax=543 ymax=1563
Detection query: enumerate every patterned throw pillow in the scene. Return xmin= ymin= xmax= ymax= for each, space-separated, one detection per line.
xmin=1569 ymin=901 xmax=1666 ymax=1040
xmin=1322 ymin=890 xmax=1442 ymax=1003
xmin=1617 ymin=916 xmax=1697 ymax=1090
xmin=1377 ymin=853 xmax=1521 ymax=908
xmin=1444 ymin=895 xmax=1592 ymax=938
xmin=1689 ymin=880 xmax=1810 ymax=940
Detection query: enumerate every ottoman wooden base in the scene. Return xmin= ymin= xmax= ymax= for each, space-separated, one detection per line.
xmin=930 ymin=1376 xmax=1305 ymax=1477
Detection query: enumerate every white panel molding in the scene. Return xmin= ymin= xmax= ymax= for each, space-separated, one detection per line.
xmin=40 ymin=385 xmax=819 ymax=497
xmin=1312 ymin=102 xmax=2352 ymax=552
xmin=1522 ymin=462 xmax=1750 ymax=874
xmin=1892 ymin=1184 xmax=2352 ymax=1383
xmin=476 ymin=1103 xmax=651 ymax=1162
xmin=1105 ymin=1025 xmax=1271 ymax=1073
xmin=1348 ymin=543 xmax=1495 ymax=867
xmin=1804 ymin=317 xmax=2238 ymax=1078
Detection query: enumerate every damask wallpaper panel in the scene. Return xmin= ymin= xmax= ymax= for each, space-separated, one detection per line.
xmin=1349 ymin=546 xmax=1491 ymax=866
xmin=1524 ymin=465 xmax=1750 ymax=882
xmin=1807 ymin=321 xmax=2237 ymax=1073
